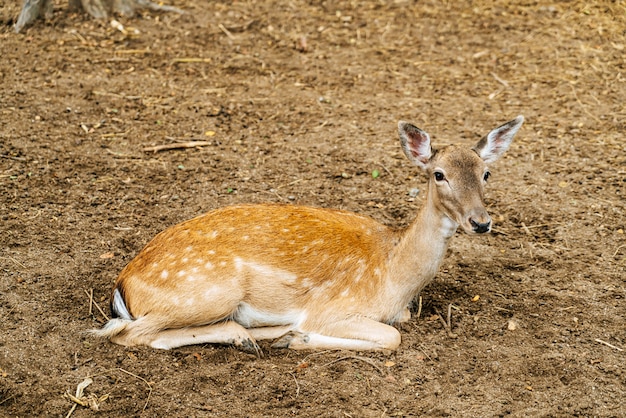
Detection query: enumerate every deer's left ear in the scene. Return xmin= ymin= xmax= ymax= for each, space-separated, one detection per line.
xmin=473 ymin=116 xmax=524 ymax=163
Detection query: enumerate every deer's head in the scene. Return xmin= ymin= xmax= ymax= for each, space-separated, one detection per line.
xmin=399 ymin=116 xmax=524 ymax=234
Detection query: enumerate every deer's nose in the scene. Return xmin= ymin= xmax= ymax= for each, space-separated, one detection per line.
xmin=470 ymin=218 xmax=491 ymax=234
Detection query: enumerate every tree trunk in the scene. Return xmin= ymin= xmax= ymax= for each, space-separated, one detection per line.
xmin=15 ymin=0 xmax=184 ymax=33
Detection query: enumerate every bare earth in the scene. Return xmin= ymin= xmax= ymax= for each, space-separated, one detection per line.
xmin=1 ymin=0 xmax=624 ymax=416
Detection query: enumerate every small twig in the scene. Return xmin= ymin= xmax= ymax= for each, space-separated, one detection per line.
xmin=289 ymin=372 xmax=300 ymax=398
xmin=172 ymin=58 xmax=212 ymax=64
xmin=491 ymin=72 xmax=510 ymax=87
xmin=321 ymin=355 xmax=384 ymax=374
xmin=143 ymin=141 xmax=213 ymax=153
xmin=2 ymin=256 xmax=26 ymax=269
xmin=114 ymin=49 xmax=151 ymax=55
xmin=435 ymin=305 xmax=458 ymax=338
xmin=276 ymin=178 xmax=303 ymax=190
xmin=595 ymin=338 xmax=624 ymax=352
xmin=84 ymin=289 xmax=109 ymax=321
xmin=218 ymin=23 xmax=235 ymax=40
xmin=380 ymin=163 xmax=393 ymax=177
xmin=417 ymin=344 xmax=433 ymax=361
xmin=301 ymin=350 xmax=337 ymax=365
xmin=416 ymin=295 xmax=422 ymax=320
xmin=117 ymin=368 xmax=153 ymax=413
xmin=106 ymin=149 xmax=141 ymax=159
xmin=87 ymin=288 xmax=94 ymax=317
xmin=569 ymin=84 xmax=602 ymax=123
xmin=92 ymin=90 xmax=141 ymax=100
xmin=0 ymin=154 xmax=27 ymax=162
xmin=65 ymin=404 xmax=77 ymax=418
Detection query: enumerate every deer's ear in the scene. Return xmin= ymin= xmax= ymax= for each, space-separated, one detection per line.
xmin=399 ymin=121 xmax=432 ymax=169
xmin=473 ymin=116 xmax=524 ymax=164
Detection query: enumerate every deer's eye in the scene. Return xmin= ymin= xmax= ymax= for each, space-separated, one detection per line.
xmin=434 ymin=171 xmax=445 ymax=182
xmin=483 ymin=171 xmax=491 ymax=181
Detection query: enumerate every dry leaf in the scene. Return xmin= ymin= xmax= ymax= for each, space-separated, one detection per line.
xmin=99 ymin=252 xmax=114 ymax=259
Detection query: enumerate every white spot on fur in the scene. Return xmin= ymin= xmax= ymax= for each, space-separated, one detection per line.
xmin=204 ymin=261 xmax=214 ymax=270
xmin=203 ymin=287 xmax=218 ymax=300
xmin=234 ymin=257 xmax=243 ymax=272
xmin=160 ymin=270 xmax=169 ymax=279
xmin=208 ymin=250 xmax=216 ymax=255
xmin=176 ymin=270 xmax=187 ymax=277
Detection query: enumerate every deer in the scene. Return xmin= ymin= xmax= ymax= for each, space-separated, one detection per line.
xmin=92 ymin=116 xmax=524 ymax=354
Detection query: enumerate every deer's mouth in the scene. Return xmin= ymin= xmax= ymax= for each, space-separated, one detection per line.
xmin=460 ymin=213 xmax=492 ymax=234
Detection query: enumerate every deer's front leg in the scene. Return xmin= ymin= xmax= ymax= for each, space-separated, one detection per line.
xmin=272 ymin=317 xmax=401 ymax=351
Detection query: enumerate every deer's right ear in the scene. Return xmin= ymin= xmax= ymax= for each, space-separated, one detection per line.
xmin=399 ymin=121 xmax=432 ymax=170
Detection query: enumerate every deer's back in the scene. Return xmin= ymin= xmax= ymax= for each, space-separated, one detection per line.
xmin=115 ymin=204 xmax=398 ymax=322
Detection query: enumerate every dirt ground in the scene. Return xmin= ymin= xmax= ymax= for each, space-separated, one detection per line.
xmin=1 ymin=0 xmax=624 ymax=416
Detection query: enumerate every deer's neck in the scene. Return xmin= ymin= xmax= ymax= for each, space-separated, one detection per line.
xmin=386 ymin=190 xmax=457 ymax=306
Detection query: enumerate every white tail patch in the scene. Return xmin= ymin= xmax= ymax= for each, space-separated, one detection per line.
xmin=111 ymin=288 xmax=132 ymax=320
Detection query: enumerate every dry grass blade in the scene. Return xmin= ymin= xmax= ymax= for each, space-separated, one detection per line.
xmin=64 ymin=377 xmax=94 ymax=417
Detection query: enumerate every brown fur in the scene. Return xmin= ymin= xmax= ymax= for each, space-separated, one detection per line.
xmin=93 ymin=116 xmax=523 ymax=352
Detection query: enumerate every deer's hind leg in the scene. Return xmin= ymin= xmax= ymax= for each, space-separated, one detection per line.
xmin=111 ymin=318 xmax=261 ymax=355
